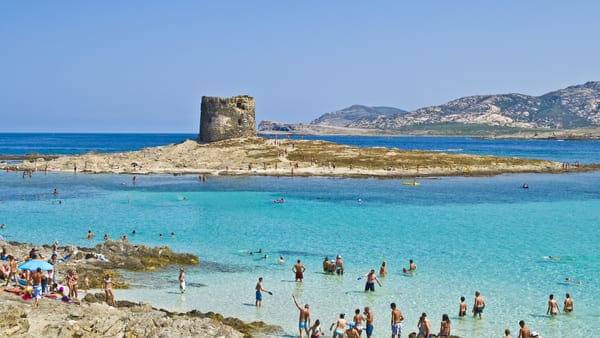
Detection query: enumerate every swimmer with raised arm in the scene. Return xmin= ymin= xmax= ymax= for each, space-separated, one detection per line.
xmin=293 ymin=295 xmax=311 ymax=338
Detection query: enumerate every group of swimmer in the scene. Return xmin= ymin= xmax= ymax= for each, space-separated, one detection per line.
xmin=247 ymin=255 xmax=576 ymax=338
xmin=85 ymin=229 xmax=175 ymax=241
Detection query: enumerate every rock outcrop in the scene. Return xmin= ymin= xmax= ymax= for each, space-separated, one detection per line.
xmin=1 ymin=240 xmax=200 ymax=289
xmin=0 ymin=293 xmax=248 ymax=337
xmin=200 ymin=96 xmax=256 ymax=142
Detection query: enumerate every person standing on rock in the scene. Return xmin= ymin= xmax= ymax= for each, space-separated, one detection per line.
xmin=178 ymin=268 xmax=186 ymax=294
xmin=66 ymin=270 xmax=79 ymax=299
xmin=255 ymin=277 xmax=271 ymax=307
xmin=4 ymin=255 xmax=18 ymax=286
xmin=103 ymin=273 xmax=116 ymax=306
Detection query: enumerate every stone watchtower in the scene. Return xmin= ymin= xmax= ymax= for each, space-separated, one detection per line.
xmin=199 ymin=95 xmax=256 ymax=142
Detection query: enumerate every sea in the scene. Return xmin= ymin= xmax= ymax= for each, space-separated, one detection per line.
xmin=1 ymin=133 xmax=599 ymax=338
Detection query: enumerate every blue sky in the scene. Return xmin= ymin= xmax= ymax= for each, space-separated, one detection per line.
xmin=1 ymin=1 xmax=599 ymax=132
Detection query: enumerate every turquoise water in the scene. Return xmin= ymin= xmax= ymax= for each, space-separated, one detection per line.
xmin=1 ymin=171 xmax=599 ymax=337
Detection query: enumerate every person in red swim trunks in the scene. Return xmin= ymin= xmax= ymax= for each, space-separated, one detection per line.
xmin=293 ymin=259 xmax=306 ymax=282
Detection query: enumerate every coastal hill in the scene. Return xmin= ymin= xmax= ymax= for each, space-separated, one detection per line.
xmin=259 ymin=81 xmax=600 ymax=136
xmin=4 ymin=137 xmax=588 ymax=178
xmin=258 ymin=104 xmax=407 ymax=134
xmin=311 ymin=104 xmax=407 ymax=127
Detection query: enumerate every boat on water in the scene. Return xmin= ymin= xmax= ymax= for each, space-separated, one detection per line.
xmin=402 ymin=180 xmax=421 ymax=186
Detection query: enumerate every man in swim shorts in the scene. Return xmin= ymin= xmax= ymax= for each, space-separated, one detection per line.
xmin=293 ymin=259 xmax=306 ymax=282
xmin=473 ymin=291 xmax=485 ymax=318
xmin=32 ymin=267 xmax=43 ymax=308
xmin=293 ymin=295 xmax=311 ymax=338
xmin=390 ymin=303 xmax=404 ymax=338
xmin=364 ymin=269 xmax=382 ymax=292
xmin=255 ymin=277 xmax=271 ymax=307
xmin=364 ymin=307 xmax=374 ymax=338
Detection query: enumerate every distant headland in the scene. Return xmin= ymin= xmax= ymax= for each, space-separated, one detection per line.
xmin=259 ymin=81 xmax=600 ymax=139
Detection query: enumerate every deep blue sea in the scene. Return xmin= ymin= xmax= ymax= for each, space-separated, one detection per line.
xmin=1 ymin=133 xmax=599 ymax=337
xmin=1 ymin=133 xmax=599 ymax=163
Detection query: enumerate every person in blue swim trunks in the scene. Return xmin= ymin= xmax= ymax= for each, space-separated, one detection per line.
xmin=32 ymin=268 xmax=44 ymax=308
xmin=255 ymin=277 xmax=271 ymax=307
xmin=364 ymin=307 xmax=374 ymax=338
xmin=329 ymin=313 xmax=347 ymax=338
xmin=293 ymin=295 xmax=311 ymax=337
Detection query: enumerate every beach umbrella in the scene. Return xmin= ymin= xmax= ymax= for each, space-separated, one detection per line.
xmin=17 ymin=259 xmax=54 ymax=271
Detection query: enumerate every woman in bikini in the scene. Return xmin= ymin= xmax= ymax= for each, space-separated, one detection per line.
xmin=438 ymin=314 xmax=451 ymax=337
xmin=103 ymin=273 xmax=116 ymax=306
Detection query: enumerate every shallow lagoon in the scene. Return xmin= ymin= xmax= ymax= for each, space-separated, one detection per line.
xmin=1 ymin=171 xmax=599 ymax=337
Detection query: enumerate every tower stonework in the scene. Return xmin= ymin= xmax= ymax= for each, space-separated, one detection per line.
xmin=199 ymin=95 xmax=256 ymax=142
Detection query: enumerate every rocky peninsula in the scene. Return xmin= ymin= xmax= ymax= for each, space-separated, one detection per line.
xmin=3 ymin=137 xmax=596 ymax=178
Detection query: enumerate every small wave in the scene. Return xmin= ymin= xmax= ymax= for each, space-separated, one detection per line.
xmin=432 ymin=148 xmax=464 ymax=152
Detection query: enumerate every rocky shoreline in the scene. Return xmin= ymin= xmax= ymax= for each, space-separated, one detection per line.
xmin=2 ymin=137 xmax=597 ymax=179
xmin=0 ymin=239 xmax=281 ymax=337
